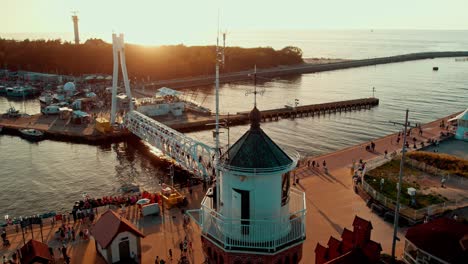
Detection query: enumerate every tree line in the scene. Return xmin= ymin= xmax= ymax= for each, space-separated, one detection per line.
xmin=0 ymin=38 xmax=303 ymax=80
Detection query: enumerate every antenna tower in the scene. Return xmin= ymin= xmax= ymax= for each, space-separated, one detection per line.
xmin=214 ymin=19 xmax=226 ymax=212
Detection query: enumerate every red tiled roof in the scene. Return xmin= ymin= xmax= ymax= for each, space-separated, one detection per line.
xmin=352 ymin=215 xmax=372 ymax=230
xmin=405 ymin=218 xmax=468 ymax=263
xmin=324 ymin=248 xmax=370 ymax=264
xmin=20 ymin=239 xmax=53 ymax=264
xmin=91 ymin=210 xmax=145 ymax=248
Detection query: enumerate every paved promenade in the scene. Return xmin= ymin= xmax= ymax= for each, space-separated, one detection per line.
xmin=294 ymin=112 xmax=461 ymax=262
xmin=0 ymin=112 xmax=462 ymax=263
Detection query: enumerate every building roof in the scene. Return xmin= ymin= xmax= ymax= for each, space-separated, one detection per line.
xmin=221 ymin=106 xmax=293 ymax=169
xmin=19 ymin=239 xmax=53 ymax=264
xmin=353 ymin=215 xmax=373 ymax=230
xmin=91 ymin=210 xmax=145 ymax=248
xmin=405 ymin=217 xmax=468 ymax=263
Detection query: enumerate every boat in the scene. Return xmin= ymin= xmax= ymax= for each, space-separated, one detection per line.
xmin=6 ymin=86 xmax=34 ymax=98
xmin=433 ymin=67 xmax=439 ymax=71
xmin=19 ymin=129 xmax=44 ymax=140
xmin=136 ymin=87 xmax=211 ymax=117
xmin=4 ymin=107 xmax=20 ymax=118
xmin=158 ymin=183 xmax=186 ymax=209
xmin=119 ymin=184 xmax=140 ymax=194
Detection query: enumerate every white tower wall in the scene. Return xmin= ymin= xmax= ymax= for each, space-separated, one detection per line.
xmin=218 ymin=167 xmax=293 ymax=243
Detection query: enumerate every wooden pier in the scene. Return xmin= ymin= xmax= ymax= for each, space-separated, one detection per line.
xmin=0 ymin=98 xmax=379 ymax=140
xmin=164 ymin=97 xmax=379 ymax=132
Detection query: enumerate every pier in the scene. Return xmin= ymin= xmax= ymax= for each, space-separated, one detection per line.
xmin=164 ymin=97 xmax=379 ymax=132
xmin=142 ymin=51 xmax=468 ymax=89
xmin=0 ymin=98 xmax=379 ymax=142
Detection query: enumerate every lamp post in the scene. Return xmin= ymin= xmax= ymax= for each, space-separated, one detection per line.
xmin=389 ymin=109 xmax=417 ymax=262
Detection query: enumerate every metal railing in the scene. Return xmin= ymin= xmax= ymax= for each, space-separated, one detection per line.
xmin=362 ymin=179 xmax=468 ymax=221
xmin=188 ymin=188 xmax=306 ymax=252
xmin=124 ymin=110 xmax=215 ymax=180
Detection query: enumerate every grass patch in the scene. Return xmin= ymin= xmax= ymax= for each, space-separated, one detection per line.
xmin=407 ymin=151 xmax=468 ymax=178
xmin=366 ymin=159 xmax=447 ymax=209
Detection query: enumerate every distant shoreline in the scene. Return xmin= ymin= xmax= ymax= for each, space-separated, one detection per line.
xmin=141 ymin=51 xmax=468 ymax=90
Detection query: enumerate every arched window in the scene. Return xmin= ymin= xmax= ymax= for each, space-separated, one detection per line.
xmin=281 ymin=172 xmax=290 ymax=206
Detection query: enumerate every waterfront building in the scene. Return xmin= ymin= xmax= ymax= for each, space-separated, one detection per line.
xmin=19 ymin=239 xmax=53 ymax=264
xmin=403 ymin=218 xmax=468 ymax=264
xmin=450 ymin=108 xmax=468 ymax=141
xmin=188 ymin=106 xmax=306 ymax=263
xmin=91 ymin=210 xmax=145 ymax=263
xmin=314 ymin=216 xmax=382 ymax=264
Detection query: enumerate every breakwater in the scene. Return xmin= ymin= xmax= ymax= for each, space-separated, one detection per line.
xmin=143 ymin=51 xmax=468 ymax=90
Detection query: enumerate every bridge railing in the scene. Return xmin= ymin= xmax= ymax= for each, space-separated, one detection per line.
xmin=124 ymin=110 xmax=215 ymax=180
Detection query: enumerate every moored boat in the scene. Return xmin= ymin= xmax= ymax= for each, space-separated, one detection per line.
xmin=158 ymin=183 xmax=186 ymax=208
xmin=4 ymin=107 xmax=20 ymax=118
xmin=6 ymin=86 xmax=34 ymax=97
xmin=19 ymin=129 xmax=44 ymax=140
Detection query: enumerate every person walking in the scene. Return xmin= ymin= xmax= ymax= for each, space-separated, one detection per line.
xmin=168 ymin=249 xmax=173 ymax=261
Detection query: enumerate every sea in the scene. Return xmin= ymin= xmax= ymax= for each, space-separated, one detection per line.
xmin=0 ymin=30 xmax=467 ymax=218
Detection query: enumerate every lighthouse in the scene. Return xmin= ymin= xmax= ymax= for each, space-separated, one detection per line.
xmin=188 ymin=106 xmax=307 ymax=263
xmin=71 ymin=12 xmax=80 ymax=45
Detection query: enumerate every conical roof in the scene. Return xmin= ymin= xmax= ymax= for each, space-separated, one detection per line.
xmin=221 ymin=106 xmax=293 ymax=169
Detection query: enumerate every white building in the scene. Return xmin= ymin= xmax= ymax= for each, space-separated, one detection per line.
xmin=91 ymin=210 xmax=145 ymax=263
xmin=188 ymin=106 xmax=307 ymax=264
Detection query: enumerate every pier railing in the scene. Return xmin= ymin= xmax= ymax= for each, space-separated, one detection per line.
xmin=187 ymin=188 xmax=306 ymax=252
xmin=362 ymin=179 xmax=468 ymax=221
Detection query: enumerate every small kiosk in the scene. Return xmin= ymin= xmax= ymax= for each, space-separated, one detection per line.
xmin=91 ymin=210 xmax=145 ymax=263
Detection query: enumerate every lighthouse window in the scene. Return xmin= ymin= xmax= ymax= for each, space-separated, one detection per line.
xmin=281 ymin=172 xmax=290 ymax=206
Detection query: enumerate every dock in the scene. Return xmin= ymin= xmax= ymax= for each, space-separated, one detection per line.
xmin=0 ymin=114 xmax=129 ymax=144
xmin=164 ymin=97 xmax=379 ymax=132
xmin=0 ymin=98 xmax=379 ymax=139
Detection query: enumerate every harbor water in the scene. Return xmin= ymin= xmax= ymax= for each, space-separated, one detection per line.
xmin=1 ymin=31 xmax=468 ymax=218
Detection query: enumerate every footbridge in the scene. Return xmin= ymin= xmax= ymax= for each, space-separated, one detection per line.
xmin=124 ymin=110 xmax=215 ymax=180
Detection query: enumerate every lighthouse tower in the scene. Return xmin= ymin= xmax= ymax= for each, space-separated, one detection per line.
xmin=71 ymin=12 xmax=80 ymax=45
xmin=188 ymin=107 xmax=307 ymax=263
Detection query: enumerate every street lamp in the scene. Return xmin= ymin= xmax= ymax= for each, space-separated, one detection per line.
xmin=389 ymin=109 xmax=418 ymax=263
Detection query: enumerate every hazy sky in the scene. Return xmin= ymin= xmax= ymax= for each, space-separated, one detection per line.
xmin=1 ymin=0 xmax=467 ymax=44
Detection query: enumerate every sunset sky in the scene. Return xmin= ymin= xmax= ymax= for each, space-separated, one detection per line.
xmin=2 ymin=0 xmax=467 ymax=45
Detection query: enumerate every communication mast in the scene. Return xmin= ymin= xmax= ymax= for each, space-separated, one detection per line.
xmin=71 ymin=11 xmax=80 ymax=45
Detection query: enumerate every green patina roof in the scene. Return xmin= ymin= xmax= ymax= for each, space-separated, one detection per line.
xmin=221 ymin=107 xmax=293 ymax=169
